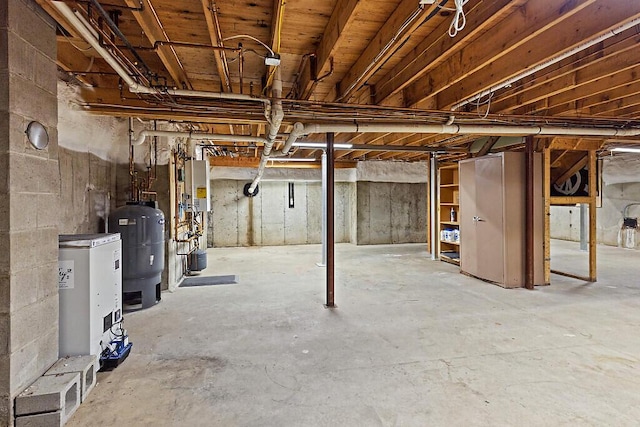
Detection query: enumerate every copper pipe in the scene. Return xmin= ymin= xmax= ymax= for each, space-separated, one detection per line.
xmin=173 ymin=151 xmax=180 ymax=240
xmin=239 ymin=43 xmax=244 ymax=94
xmin=326 ymin=132 xmax=335 ymax=307
xmin=525 ymin=135 xmax=535 ymax=290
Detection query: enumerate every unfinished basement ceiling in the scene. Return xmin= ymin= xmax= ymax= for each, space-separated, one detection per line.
xmin=41 ymin=0 xmax=640 ymax=162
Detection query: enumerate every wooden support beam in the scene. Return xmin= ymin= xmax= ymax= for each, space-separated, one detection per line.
xmin=513 ymin=59 xmax=640 ymax=116
xmin=335 ymin=0 xmax=439 ymax=102
xmin=588 ymin=150 xmax=597 ymax=282
xmin=475 ymin=136 xmax=500 ymax=157
xmin=553 ymin=153 xmax=588 ymax=186
xmin=550 ymin=196 xmax=592 ymax=205
xmin=548 ymin=138 xmax=604 ymax=151
xmin=201 ymin=0 xmax=231 ymax=92
xmin=543 ymin=147 xmax=551 ymax=285
xmin=403 ymin=0 xmax=597 ymax=107
xmin=434 ymin=3 xmax=640 ymax=109
xmin=209 ymin=156 xmax=356 ymax=169
xmin=123 ymin=0 xmax=192 ymax=89
xmin=296 ymin=0 xmax=360 ymax=99
xmin=491 ymin=32 xmax=640 ymax=113
xmin=374 ymin=0 xmax=514 ymax=105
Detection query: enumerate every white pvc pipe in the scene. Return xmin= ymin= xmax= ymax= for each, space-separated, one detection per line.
xmin=280 ymin=122 xmax=305 ymax=155
xmin=247 ymin=68 xmax=284 ymax=195
xmin=52 ymin=1 xmax=269 ymax=105
xmin=298 ymin=123 xmax=640 ymax=138
xmin=132 ymin=130 xmax=268 ymax=146
xmin=451 ymin=16 xmax=640 ymax=111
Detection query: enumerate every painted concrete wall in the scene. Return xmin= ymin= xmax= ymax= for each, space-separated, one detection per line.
xmin=58 ymin=147 xmax=117 ymax=234
xmin=356 ymin=182 xmax=428 ymax=244
xmin=0 ymin=1 xmax=59 ymax=422
xmin=551 ymin=154 xmax=640 ymax=249
xmin=210 ymin=180 xmax=353 ymax=247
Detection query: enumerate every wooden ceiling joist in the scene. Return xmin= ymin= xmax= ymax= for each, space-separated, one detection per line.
xmin=201 ymin=0 xmax=231 ymax=92
xmin=436 ymin=2 xmax=640 ymax=110
xmin=373 ymin=0 xmax=514 ymax=105
xmin=295 ymin=0 xmax=360 ymax=100
xmin=334 ymin=0 xmax=440 ymax=103
xmin=404 ymin=0 xmax=597 ymax=108
xmin=123 ymin=0 xmax=192 ymax=89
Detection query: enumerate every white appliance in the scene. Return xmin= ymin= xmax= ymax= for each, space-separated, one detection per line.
xmin=184 ymin=159 xmax=211 ymax=212
xmin=58 ymin=234 xmax=122 ymax=357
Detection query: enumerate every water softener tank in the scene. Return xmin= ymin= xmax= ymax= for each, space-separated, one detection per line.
xmin=109 ymin=203 xmax=165 ymax=309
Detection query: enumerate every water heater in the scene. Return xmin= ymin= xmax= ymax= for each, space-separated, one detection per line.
xmin=185 ymin=159 xmax=211 ymax=212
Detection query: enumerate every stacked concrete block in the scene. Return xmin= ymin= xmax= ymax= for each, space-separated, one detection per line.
xmin=1 ymin=0 xmax=60 ymax=423
xmin=14 ymin=373 xmax=80 ymax=426
xmin=44 ymin=355 xmax=98 ymax=402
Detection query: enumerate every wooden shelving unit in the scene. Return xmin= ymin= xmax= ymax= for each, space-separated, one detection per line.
xmin=438 ymin=164 xmax=460 ymax=265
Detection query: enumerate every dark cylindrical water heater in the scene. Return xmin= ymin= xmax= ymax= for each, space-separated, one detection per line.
xmin=109 ymin=203 xmax=165 ymax=309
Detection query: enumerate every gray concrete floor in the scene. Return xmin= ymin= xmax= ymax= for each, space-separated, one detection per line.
xmin=68 ymin=240 xmax=640 ymax=426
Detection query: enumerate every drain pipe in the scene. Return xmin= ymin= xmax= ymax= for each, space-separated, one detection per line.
xmin=245 ymin=68 xmax=284 ymax=196
xmin=52 ymin=1 xmax=269 ymax=105
xmin=132 ymin=130 xmax=268 ymax=146
xmin=450 ymin=16 xmax=640 ymax=111
xmin=284 ymin=122 xmax=640 ymax=140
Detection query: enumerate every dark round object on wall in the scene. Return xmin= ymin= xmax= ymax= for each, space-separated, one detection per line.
xmin=243 ymin=183 xmax=259 ymax=197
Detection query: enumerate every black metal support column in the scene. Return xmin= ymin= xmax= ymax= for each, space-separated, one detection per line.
xmin=326 ymin=132 xmax=335 ymax=307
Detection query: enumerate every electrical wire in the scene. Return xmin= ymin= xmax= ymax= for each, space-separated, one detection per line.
xmin=448 ymin=0 xmax=469 ymax=38
xmin=223 ymin=34 xmax=274 ymax=56
xmin=62 ymin=31 xmax=94 ymax=52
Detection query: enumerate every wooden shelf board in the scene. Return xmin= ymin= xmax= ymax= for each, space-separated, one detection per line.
xmin=440 ymin=240 xmax=460 ymax=246
xmin=440 ymin=184 xmax=459 ymax=188
xmin=440 ymin=203 xmax=459 ymax=206
xmin=440 ymin=221 xmax=459 ymax=226
xmin=441 ymin=255 xmax=460 ymax=265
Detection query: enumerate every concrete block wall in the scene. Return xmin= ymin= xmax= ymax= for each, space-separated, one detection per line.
xmin=0 ymin=0 xmax=59 ymax=423
xmin=210 ymin=180 xmax=353 ymax=247
xmin=356 ymin=182 xmax=427 ymax=245
xmin=58 ymin=148 xmax=117 ymax=234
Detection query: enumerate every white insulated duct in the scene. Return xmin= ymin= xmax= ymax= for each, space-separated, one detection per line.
xmin=247 ymin=68 xmax=285 ymax=195
xmin=451 ymin=15 xmax=640 ymax=111
xmin=52 ymin=1 xmax=269 ymax=105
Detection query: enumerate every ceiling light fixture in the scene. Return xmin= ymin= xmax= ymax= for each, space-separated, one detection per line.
xmin=610 ymin=147 xmax=640 ymax=153
xmin=25 ymin=121 xmax=49 ymax=150
xmin=293 ymin=142 xmax=353 ymax=149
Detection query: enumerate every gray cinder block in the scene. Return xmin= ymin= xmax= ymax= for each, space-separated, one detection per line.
xmin=15 ymin=373 xmax=80 ymax=425
xmin=15 ymin=411 xmax=62 ymax=427
xmin=45 ymin=355 xmax=98 ymax=402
